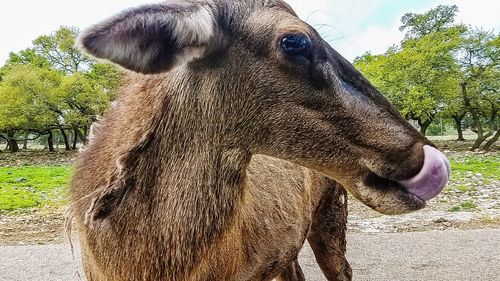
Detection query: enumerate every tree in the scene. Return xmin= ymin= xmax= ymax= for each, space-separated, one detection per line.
xmin=0 ymin=27 xmax=123 ymax=152
xmin=355 ymin=5 xmax=466 ymax=136
xmin=0 ymin=49 xmax=54 ymax=151
xmin=86 ymin=63 xmax=123 ymax=100
xmin=33 ymin=26 xmax=92 ymax=74
xmin=441 ymin=86 xmax=467 ymax=141
xmin=0 ymin=65 xmax=63 ymax=152
xmin=59 ymin=72 xmax=113 ymax=145
xmin=400 ymin=5 xmax=459 ymax=39
xmin=355 ymin=27 xmax=462 ymax=135
xmin=458 ymin=29 xmax=499 ymax=150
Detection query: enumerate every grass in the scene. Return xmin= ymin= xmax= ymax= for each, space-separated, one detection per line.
xmin=447 ymin=200 xmax=478 ymax=212
xmin=443 ymin=154 xmax=498 ymax=196
xmin=449 ymin=155 xmax=499 ymax=179
xmin=0 ymin=166 xmax=71 ymax=212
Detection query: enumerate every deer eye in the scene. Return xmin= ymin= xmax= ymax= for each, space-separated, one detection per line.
xmin=281 ymin=34 xmax=312 ymax=59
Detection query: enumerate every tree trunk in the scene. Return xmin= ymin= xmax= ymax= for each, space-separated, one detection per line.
xmin=462 ymin=82 xmax=486 ymax=151
xmin=72 ymin=128 xmax=78 ymax=150
xmin=22 ymin=132 xmax=29 ymax=150
xmin=452 ymin=115 xmax=465 ymax=141
xmin=82 ymin=125 xmax=90 ymax=145
xmin=47 ymin=130 xmax=55 ymax=152
xmin=75 ymin=127 xmax=88 ymax=146
xmin=6 ymin=131 xmax=19 ymax=153
xmin=482 ymin=129 xmax=499 ymax=151
xmin=470 ymin=131 xmax=492 ymax=151
xmin=0 ymin=135 xmax=7 ymax=152
xmin=418 ymin=119 xmax=432 ymax=136
xmin=59 ymin=128 xmax=71 ymax=151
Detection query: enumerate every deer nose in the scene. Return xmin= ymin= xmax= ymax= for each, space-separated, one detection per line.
xmin=398 ymin=145 xmax=451 ymax=201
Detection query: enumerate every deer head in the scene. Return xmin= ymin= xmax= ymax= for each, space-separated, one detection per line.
xmin=78 ymin=0 xmax=450 ymax=215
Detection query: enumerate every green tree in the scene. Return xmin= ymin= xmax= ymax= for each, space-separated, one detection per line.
xmin=0 ymin=65 xmax=63 ymax=152
xmin=60 ymin=72 xmax=113 ymax=145
xmin=355 ymin=27 xmax=462 ymax=135
xmin=5 ymin=48 xmax=51 ymax=69
xmin=33 ymin=26 xmax=92 ymax=74
xmin=0 ymin=27 xmax=123 ymax=152
xmin=400 ymin=5 xmax=459 ymax=39
xmin=86 ymin=63 xmax=123 ymax=100
xmin=458 ymin=29 xmax=499 ymax=150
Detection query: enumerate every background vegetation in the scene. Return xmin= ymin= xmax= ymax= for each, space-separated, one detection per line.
xmin=0 ymin=27 xmax=123 ymax=153
xmin=354 ymin=5 xmax=499 ymax=151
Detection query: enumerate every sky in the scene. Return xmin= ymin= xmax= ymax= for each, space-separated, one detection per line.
xmin=0 ymin=0 xmax=499 ymax=65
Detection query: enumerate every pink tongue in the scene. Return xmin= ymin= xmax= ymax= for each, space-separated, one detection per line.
xmin=398 ymin=145 xmax=451 ymax=201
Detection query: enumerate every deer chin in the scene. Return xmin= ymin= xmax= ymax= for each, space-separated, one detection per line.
xmin=346 ymin=145 xmax=451 ymax=215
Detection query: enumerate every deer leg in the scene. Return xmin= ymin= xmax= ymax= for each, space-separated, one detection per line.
xmin=275 ymin=258 xmax=305 ymax=281
xmin=307 ymin=179 xmax=352 ymax=281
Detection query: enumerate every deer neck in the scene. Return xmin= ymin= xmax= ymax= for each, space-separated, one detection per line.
xmin=129 ymin=75 xmax=251 ymax=260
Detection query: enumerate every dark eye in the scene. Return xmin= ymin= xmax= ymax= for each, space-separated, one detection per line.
xmin=281 ymin=34 xmax=312 ymax=59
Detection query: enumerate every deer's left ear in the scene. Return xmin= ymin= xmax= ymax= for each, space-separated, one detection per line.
xmin=78 ymin=2 xmax=219 ymax=74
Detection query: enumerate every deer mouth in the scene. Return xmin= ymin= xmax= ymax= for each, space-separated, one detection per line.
xmin=397 ymin=145 xmax=451 ymax=201
xmin=357 ymin=145 xmax=451 ymax=214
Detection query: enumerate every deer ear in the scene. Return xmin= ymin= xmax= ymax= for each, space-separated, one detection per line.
xmin=78 ymin=2 xmax=218 ymax=74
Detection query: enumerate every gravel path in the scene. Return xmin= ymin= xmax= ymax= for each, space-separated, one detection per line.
xmin=1 ymin=228 xmax=499 ymax=281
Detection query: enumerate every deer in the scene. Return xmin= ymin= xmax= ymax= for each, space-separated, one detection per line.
xmin=69 ymin=0 xmax=451 ymax=280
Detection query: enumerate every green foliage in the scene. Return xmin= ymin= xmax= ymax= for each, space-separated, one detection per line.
xmin=355 ymin=4 xmax=498 ymax=142
xmin=0 ymin=26 xmax=123 ymax=148
xmin=86 ymin=63 xmax=123 ymax=98
xmin=400 ymin=5 xmax=459 ymax=38
xmin=5 ymin=48 xmax=51 ymax=69
xmin=427 ymin=118 xmax=454 ymax=136
xmin=32 ymin=26 xmax=92 ymax=74
xmin=0 ymin=166 xmax=71 ymax=211
xmin=354 ymin=27 xmax=463 ymax=130
xmin=459 ymin=29 xmax=499 ymax=132
xmin=0 ymin=65 xmax=63 ymax=131
xmin=60 ymin=72 xmax=112 ymax=126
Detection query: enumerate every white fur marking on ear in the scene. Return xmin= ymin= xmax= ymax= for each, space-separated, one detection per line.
xmin=174 ymin=46 xmax=208 ymax=67
xmin=172 ymin=6 xmax=215 ymax=45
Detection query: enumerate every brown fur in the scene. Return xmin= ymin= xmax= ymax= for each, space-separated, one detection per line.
xmin=71 ymin=0 xmax=432 ymax=280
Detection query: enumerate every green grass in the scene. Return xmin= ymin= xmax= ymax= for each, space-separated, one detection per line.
xmin=450 ymin=155 xmax=499 ymax=179
xmin=0 ymin=166 xmax=71 ymax=211
xmin=447 ymin=200 xmax=478 ymax=212
xmin=455 ymin=184 xmax=477 ymax=193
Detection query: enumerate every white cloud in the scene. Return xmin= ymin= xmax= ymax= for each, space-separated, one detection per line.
xmin=338 ymin=20 xmax=403 ymax=61
xmin=437 ymin=0 xmax=500 ymax=31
